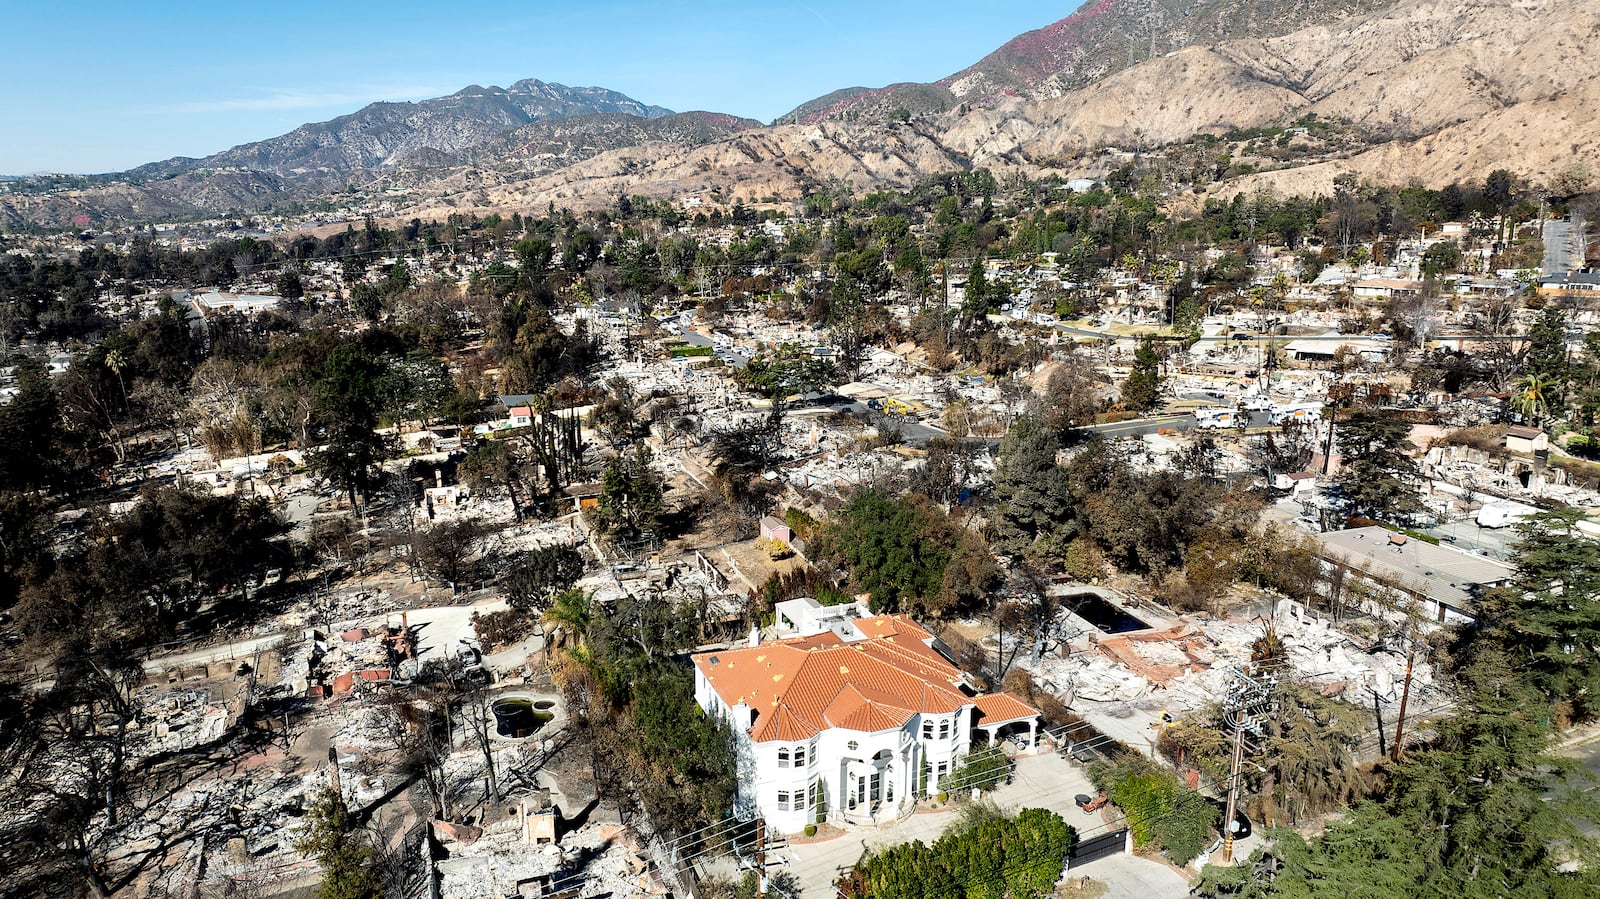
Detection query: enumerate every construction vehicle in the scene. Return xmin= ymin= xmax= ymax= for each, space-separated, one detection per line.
xmin=883 ymin=397 xmax=922 ymax=416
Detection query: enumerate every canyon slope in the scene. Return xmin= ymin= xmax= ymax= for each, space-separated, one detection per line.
xmin=4 ymin=0 xmax=1595 ymax=228
xmin=414 ymin=0 xmax=1599 ymax=216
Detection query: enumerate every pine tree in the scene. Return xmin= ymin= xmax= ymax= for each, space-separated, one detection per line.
xmin=294 ymin=788 xmax=382 ymax=899
xmin=1333 ymin=408 xmax=1422 ymax=521
xmin=1120 ymin=337 xmax=1163 ymax=412
xmin=1524 ymin=306 xmax=1569 ymax=416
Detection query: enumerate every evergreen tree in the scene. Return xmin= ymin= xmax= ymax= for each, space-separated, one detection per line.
xmin=1333 ymin=408 xmax=1423 ymax=521
xmin=1467 ymin=509 xmax=1600 ymax=717
xmin=506 ymin=545 xmax=584 ymax=613
xmin=593 ymin=446 xmax=665 ymax=543
xmin=294 ymin=788 xmax=382 ymax=899
xmin=1523 ymin=306 xmax=1569 ymax=416
xmin=1120 ymin=337 xmax=1163 ymax=412
xmin=989 ymin=414 xmax=1076 ymax=556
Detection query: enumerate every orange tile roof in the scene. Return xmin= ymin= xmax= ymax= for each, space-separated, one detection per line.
xmin=784 ymin=631 xmax=846 ymax=650
xmin=834 ymin=697 xmax=913 ymax=732
xmin=973 ymin=692 xmax=1040 ymax=727
xmin=695 ymin=616 xmax=1020 ymax=742
xmin=750 ymin=701 xmax=820 ymax=742
xmin=853 ymin=613 xmax=932 ymax=641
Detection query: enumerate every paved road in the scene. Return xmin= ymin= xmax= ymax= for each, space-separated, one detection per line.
xmin=671 ymin=324 xmax=752 ymax=369
xmin=1087 ymin=413 xmax=1194 ymax=438
xmin=1058 ymin=323 xmax=1523 ymax=345
xmin=864 ymin=409 xmax=947 ymax=447
xmin=143 ymin=631 xmax=295 ymax=673
xmin=1544 ymin=219 xmax=1576 ymax=277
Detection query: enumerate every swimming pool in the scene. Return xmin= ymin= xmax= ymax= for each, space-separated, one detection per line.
xmin=491 ymin=696 xmax=556 ymax=738
xmin=1066 ymin=592 xmax=1151 ymax=634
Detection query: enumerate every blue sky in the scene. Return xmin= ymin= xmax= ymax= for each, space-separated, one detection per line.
xmin=0 ymin=1 xmax=1067 ymax=174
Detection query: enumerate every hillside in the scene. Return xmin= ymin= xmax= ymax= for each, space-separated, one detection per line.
xmin=395 ymin=120 xmax=974 ymax=217
xmin=129 ymin=79 xmax=673 ymax=178
xmin=455 ymin=111 xmax=764 ymax=174
xmin=778 ymin=0 xmax=1383 ymax=124
xmin=937 ymin=0 xmax=1600 ymax=186
xmin=4 ymin=0 xmax=1596 ymax=230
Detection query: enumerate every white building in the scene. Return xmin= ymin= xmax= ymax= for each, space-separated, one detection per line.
xmin=693 ymin=600 xmax=1039 ymax=834
xmin=1313 ymin=527 xmax=1514 ymax=625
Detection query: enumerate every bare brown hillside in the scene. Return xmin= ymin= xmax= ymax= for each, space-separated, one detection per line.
xmin=398 ymin=0 xmax=1599 ymax=219
xmin=4 ymin=0 xmax=1595 ymax=228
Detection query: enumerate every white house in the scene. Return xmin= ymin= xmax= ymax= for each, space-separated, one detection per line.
xmin=1273 ymin=470 xmax=1318 ymax=498
xmin=693 ymin=601 xmax=1039 ymax=834
xmin=1504 ymin=426 xmax=1549 ymax=455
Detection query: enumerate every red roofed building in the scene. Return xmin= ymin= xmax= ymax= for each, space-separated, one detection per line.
xmin=693 ymin=598 xmax=1039 ymax=834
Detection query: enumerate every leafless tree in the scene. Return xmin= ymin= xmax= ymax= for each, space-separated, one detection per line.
xmin=378 ymin=690 xmax=455 ymax=820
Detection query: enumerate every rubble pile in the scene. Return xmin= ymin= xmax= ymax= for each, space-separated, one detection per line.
xmin=781 ymin=448 xmax=918 ymax=492
xmin=1029 ymin=601 xmax=1447 ymax=720
xmin=131 ymin=686 xmax=231 ymax=755
xmin=439 ymin=819 xmax=661 ymax=899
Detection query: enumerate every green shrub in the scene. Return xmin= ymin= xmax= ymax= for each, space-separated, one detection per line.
xmin=1094 ymin=760 xmax=1219 ymax=866
xmin=843 ymin=806 xmax=1075 ymax=899
xmin=945 ymin=740 xmax=1011 ymax=793
xmin=804 ymin=823 xmax=817 ymax=837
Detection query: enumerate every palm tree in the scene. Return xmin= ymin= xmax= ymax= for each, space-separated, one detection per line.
xmin=541 ymin=588 xmax=593 ymax=652
xmin=103 ymin=347 xmax=129 ymax=407
xmin=1514 ymin=372 xmax=1551 ymax=425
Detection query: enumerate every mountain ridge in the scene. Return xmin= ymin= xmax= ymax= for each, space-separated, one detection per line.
xmin=123 ymin=79 xmax=672 ymax=180
xmin=3 ymin=0 xmax=1595 ymax=230
xmin=777 ymin=0 xmax=1386 ymax=124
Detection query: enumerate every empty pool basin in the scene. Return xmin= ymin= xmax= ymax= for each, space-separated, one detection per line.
xmin=1066 ymin=592 xmax=1151 ymax=634
xmin=492 ymin=698 xmax=553 ymax=738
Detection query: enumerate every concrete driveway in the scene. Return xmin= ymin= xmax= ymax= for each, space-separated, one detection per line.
xmin=782 ymin=752 xmax=1190 ymax=898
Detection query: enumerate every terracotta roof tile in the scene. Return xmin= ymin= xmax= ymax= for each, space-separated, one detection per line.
xmin=835 ymin=698 xmax=913 ymax=732
xmin=750 ymin=701 xmax=820 ymax=742
xmin=696 ymin=615 xmax=1007 ymax=742
xmin=973 ymin=692 xmax=1039 ymax=727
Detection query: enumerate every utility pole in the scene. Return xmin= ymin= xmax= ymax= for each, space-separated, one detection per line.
xmin=1390 ymin=633 xmax=1418 ymax=762
xmin=755 ymin=816 xmax=767 ymax=899
xmin=1219 ymin=667 xmax=1275 ymax=865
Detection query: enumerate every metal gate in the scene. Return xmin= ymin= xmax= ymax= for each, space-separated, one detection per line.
xmin=1069 ymin=829 xmax=1128 ymax=868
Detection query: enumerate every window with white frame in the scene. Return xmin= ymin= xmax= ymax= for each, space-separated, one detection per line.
xmin=937 ymin=718 xmax=951 ymax=739
xmin=922 ymin=719 xmax=934 ymax=739
xmin=793 ymin=744 xmax=807 ymax=767
xmin=778 ymin=744 xmax=809 ymax=768
xmin=778 ymin=747 xmax=792 ymax=768
xmin=777 ymin=791 xmax=793 ymax=811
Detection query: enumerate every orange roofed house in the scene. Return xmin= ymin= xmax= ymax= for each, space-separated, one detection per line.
xmin=692 ymin=597 xmax=1040 ymax=834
